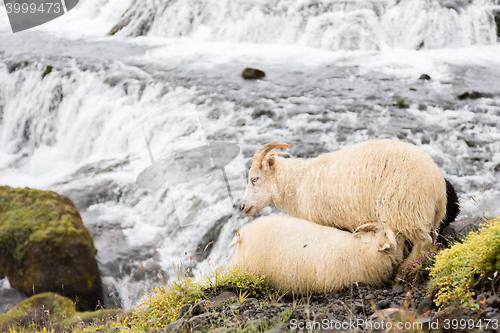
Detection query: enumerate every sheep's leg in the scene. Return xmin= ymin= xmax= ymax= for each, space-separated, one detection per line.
xmin=396 ymin=234 xmax=432 ymax=275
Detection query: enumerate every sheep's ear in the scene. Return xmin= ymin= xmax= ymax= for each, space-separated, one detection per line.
xmin=378 ymin=243 xmax=391 ymax=252
xmin=229 ymin=230 xmax=242 ymax=247
xmin=266 ymin=156 xmax=276 ymax=168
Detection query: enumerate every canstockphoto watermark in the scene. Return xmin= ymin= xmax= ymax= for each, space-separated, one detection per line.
xmin=127 ymin=110 xmax=247 ymax=227
xmin=290 ymin=319 xmax=424 ymax=331
xmin=2 ymin=0 xmax=79 ymax=33
xmin=290 ymin=318 xmax=499 ymax=331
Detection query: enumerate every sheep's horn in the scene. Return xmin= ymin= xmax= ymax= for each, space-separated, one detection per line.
xmin=250 ymin=142 xmax=289 ymax=172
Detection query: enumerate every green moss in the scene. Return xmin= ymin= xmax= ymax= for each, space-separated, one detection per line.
xmin=77 ymin=309 xmax=119 ymax=320
xmin=430 ymin=215 xmax=500 ymax=309
xmin=130 ymin=265 xmax=274 ymax=331
xmin=0 ymin=294 xmax=125 ymax=331
xmin=0 ymin=186 xmax=96 ymax=266
xmin=0 ymin=292 xmax=76 ymax=325
xmin=0 ymin=186 xmax=101 ymax=310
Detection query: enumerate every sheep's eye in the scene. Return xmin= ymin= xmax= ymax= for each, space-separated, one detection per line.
xmin=250 ymin=177 xmax=259 ymax=185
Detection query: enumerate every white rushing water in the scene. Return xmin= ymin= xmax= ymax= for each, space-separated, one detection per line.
xmin=0 ymin=0 xmax=499 ymax=309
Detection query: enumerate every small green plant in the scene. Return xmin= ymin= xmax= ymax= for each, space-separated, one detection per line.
xmin=210 ymin=265 xmax=275 ymax=298
xmin=398 ymin=249 xmax=437 ymax=289
xmin=279 ymin=309 xmax=293 ymax=322
xmin=128 ymin=265 xmax=275 ymax=331
xmin=430 ymin=215 xmax=500 ymax=309
xmin=238 ymin=290 xmax=250 ymax=303
xmin=132 ymin=275 xmax=205 ymax=330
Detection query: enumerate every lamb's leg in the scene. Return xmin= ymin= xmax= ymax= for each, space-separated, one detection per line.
xmin=396 ymin=234 xmax=432 ymax=275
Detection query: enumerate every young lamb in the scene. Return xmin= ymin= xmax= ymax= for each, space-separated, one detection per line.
xmin=240 ymin=139 xmax=460 ymax=272
xmin=230 ymin=216 xmax=404 ymax=294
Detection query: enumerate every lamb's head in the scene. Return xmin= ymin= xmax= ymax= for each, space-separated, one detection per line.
xmin=354 ymin=222 xmax=404 ymax=255
xmin=241 ymin=142 xmax=289 ymax=215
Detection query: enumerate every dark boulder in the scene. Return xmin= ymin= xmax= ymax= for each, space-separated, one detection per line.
xmin=458 ymin=91 xmax=488 ymax=100
xmin=0 ymin=186 xmax=102 ymax=311
xmin=419 ymin=74 xmax=431 ymax=80
xmin=494 ymin=10 xmax=500 ymax=39
xmin=441 ymin=217 xmax=483 ymax=243
xmin=242 ymin=68 xmax=266 ymax=79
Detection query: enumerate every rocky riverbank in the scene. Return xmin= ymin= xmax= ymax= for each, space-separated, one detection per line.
xmin=2 ymin=212 xmax=499 ymax=333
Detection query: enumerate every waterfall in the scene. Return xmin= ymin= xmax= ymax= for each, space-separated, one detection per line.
xmin=1 ymin=0 xmax=499 ymax=310
xmin=112 ymin=0 xmax=499 ymax=50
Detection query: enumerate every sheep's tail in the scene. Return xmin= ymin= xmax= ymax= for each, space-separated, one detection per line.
xmin=436 ymin=178 xmax=460 ymax=247
xmin=229 ymin=229 xmax=242 ymax=247
xmin=440 ymin=178 xmax=460 ymax=232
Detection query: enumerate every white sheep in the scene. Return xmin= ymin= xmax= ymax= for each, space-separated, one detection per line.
xmin=230 ymin=216 xmax=404 ymax=293
xmin=241 ymin=139 xmax=458 ymax=272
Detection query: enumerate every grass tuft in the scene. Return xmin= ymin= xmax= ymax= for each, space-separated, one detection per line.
xmin=128 ymin=265 xmax=274 ymax=331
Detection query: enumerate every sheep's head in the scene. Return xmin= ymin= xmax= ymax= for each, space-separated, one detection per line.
xmin=354 ymin=222 xmax=403 ymax=253
xmin=241 ymin=142 xmax=289 ymax=215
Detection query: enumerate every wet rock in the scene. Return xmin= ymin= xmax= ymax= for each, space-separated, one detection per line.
xmin=471 ymin=270 xmax=500 ymax=292
xmin=244 ymin=297 xmax=258 ymax=304
xmin=221 ymin=284 xmax=238 ymax=293
xmin=494 ymin=10 xmax=500 ymax=39
xmin=42 ymin=65 xmax=53 ymax=79
xmin=458 ymin=91 xmax=488 ymax=100
xmin=376 ymin=299 xmax=391 ymax=309
xmin=176 ymin=304 xmax=191 ymax=319
xmin=438 ymin=0 xmax=472 ymax=11
xmin=108 ymin=16 xmax=132 ymax=36
xmin=417 ymin=297 xmax=433 ymax=315
xmin=190 ymin=300 xmax=207 ymax=316
xmin=188 ymin=312 xmax=216 ymax=329
xmin=0 ymin=186 xmax=102 ymax=311
xmin=251 ymin=109 xmax=275 ymax=119
xmin=487 ymin=295 xmax=500 ymax=308
xmin=165 ymin=318 xmax=191 ymax=333
xmin=392 ymin=285 xmax=404 ymax=294
xmin=242 ymin=309 xmax=255 ymax=317
xmin=228 ymin=302 xmax=240 ymax=310
xmin=188 ymin=316 xmax=202 ymax=329
xmin=242 ymin=67 xmax=266 ymax=79
xmin=214 ymin=291 xmax=237 ymax=304
xmin=207 ymin=304 xmax=223 ymax=313
xmin=486 ymin=311 xmax=498 ymax=319
xmin=419 ymin=74 xmax=431 ymax=80
xmin=353 ymin=302 xmax=365 ymax=313
xmin=443 ymin=217 xmax=483 ymax=242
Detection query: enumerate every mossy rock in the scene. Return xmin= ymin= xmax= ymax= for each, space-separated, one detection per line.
xmin=76 ymin=308 xmax=122 ymax=324
xmin=0 ymin=186 xmax=102 ymax=311
xmin=0 ymin=292 xmax=76 ymax=330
